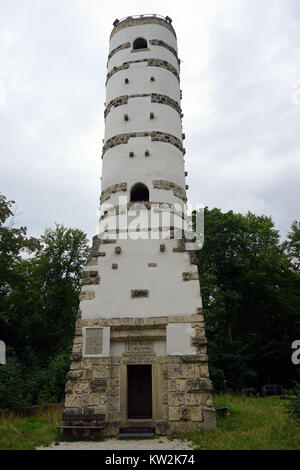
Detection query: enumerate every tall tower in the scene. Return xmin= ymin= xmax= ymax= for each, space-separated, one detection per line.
xmin=63 ymin=14 xmax=216 ymax=435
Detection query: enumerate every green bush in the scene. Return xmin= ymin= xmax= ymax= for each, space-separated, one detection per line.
xmin=36 ymin=351 xmax=71 ymax=404
xmin=0 ymin=356 xmax=27 ymax=408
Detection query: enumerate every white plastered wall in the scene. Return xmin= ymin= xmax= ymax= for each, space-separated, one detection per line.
xmin=104 ymin=99 xmax=182 ymax=141
xmin=81 ymin=238 xmax=201 ymax=319
xmin=106 ymin=64 xmax=180 ymax=104
xmin=166 ymin=323 xmax=196 ymax=355
xmin=101 ymin=137 xmax=185 ymax=199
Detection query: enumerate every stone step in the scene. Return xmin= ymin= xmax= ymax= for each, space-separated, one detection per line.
xmin=119 ymin=426 xmax=155 ymax=434
xmin=118 ymin=432 xmax=154 ymax=439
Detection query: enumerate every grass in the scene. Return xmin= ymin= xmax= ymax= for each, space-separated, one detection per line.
xmin=0 ymin=395 xmax=299 ymax=450
xmin=0 ymin=408 xmax=61 ymax=450
xmin=174 ymin=394 xmax=300 ymax=450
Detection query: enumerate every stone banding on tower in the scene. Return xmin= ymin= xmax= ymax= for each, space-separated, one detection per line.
xmin=107 ymin=39 xmax=179 ymax=65
xmin=105 ymin=58 xmax=180 ymax=85
xmin=104 ymin=94 xmax=182 ymax=119
xmin=63 ymin=14 xmax=216 ymax=436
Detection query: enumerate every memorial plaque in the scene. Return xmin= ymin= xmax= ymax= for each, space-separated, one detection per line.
xmin=126 ymin=341 xmax=154 ymax=353
xmin=85 ymin=328 xmax=103 ymax=355
xmin=123 ymin=341 xmax=155 ymax=363
xmin=125 ymin=353 xmax=155 ymax=364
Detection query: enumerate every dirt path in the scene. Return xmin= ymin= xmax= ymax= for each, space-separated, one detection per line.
xmin=38 ymin=436 xmax=195 ymax=450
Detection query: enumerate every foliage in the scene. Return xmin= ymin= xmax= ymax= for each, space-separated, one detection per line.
xmin=0 ymin=196 xmax=89 ymax=408
xmin=193 ymin=208 xmax=300 ymax=391
xmin=0 ymin=355 xmax=26 ymax=409
xmin=0 ymin=195 xmax=299 ymax=408
xmin=36 ymin=351 xmax=72 ymax=404
xmin=282 ymin=220 xmax=300 ymax=273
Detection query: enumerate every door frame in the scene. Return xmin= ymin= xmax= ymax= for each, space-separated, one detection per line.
xmin=119 ymin=363 xmax=162 ymax=421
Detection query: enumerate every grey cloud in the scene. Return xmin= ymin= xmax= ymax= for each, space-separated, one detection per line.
xmin=1 ymin=0 xmax=299 ymax=243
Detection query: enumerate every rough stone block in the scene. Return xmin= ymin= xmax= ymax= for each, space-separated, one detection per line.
xmin=90 ymin=379 xmax=107 ymax=391
xmin=71 ymin=352 xmax=82 ymax=361
xmin=180 ymin=407 xmax=189 ymax=421
xmin=167 ymin=379 xmax=176 ymax=392
xmin=167 ymin=364 xmax=182 ymax=378
xmin=202 ymin=407 xmax=217 ymax=430
xmin=65 ymin=381 xmax=73 ymax=394
xmin=81 ymin=276 xmax=100 ymax=286
xmin=169 ymin=407 xmax=181 ymax=421
xmin=131 ymin=289 xmax=149 ymax=298
xmin=181 ymin=354 xmax=208 ymax=363
xmin=168 ymin=392 xmax=185 ymax=406
xmin=79 ymin=291 xmax=95 ymax=301
xmin=156 ymin=421 xmax=169 ymax=435
xmin=190 ymin=407 xmax=203 ymax=422
xmin=92 ymin=369 xmax=110 ymax=379
xmin=191 ymin=337 xmax=207 ymax=346
xmin=181 ymin=364 xmax=195 ymax=378
xmin=186 ymin=378 xmax=213 ymax=393
xmin=184 ymin=393 xmax=201 ymax=406
xmin=182 ymin=271 xmax=199 ymax=281
xmin=67 ymin=370 xmax=83 ymax=380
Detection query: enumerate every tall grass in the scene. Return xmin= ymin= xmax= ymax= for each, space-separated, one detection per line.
xmin=0 ymin=408 xmax=61 ymax=450
xmin=176 ymin=395 xmax=300 ymax=450
xmin=0 ymin=395 xmax=299 ymax=450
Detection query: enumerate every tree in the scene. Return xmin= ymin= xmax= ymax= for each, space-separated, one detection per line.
xmin=4 ymin=224 xmax=89 ymax=363
xmin=0 ymin=197 xmax=89 ymax=406
xmin=283 ymin=220 xmax=300 ymax=272
xmin=0 ymin=195 xmax=40 ymax=341
xmin=194 ymin=207 xmax=300 ymax=391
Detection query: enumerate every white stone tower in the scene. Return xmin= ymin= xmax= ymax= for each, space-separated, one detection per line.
xmin=63 ymin=14 xmax=216 ymax=435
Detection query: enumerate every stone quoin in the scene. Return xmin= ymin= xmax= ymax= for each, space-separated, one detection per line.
xmin=62 ymin=14 xmax=216 ymax=436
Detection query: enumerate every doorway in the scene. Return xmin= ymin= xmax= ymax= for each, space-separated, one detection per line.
xmin=127 ymin=365 xmax=152 ymax=419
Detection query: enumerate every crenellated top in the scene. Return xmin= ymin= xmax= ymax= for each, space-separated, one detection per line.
xmin=110 ymin=14 xmax=176 ymax=39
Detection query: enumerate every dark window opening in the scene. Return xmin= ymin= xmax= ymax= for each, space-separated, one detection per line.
xmin=130 ymin=183 xmax=149 ymax=202
xmin=132 ymin=37 xmax=148 ymax=50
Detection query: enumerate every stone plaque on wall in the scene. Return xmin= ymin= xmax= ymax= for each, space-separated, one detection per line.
xmin=85 ymin=327 xmax=103 ymax=355
xmin=125 ymin=341 xmax=154 ymax=353
xmin=123 ymin=341 xmax=155 ymax=364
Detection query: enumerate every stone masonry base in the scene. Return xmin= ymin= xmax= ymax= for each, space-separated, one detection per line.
xmin=63 ymin=313 xmax=216 ymax=435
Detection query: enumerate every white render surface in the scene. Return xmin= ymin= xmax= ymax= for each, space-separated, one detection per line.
xmin=101 ymin=138 xmax=185 ymax=204
xmin=81 ymin=18 xmax=201 ymax=325
xmin=104 ymin=100 xmax=182 ymax=141
xmin=81 ymin=238 xmax=201 ymax=319
xmin=106 ymin=64 xmax=180 ymax=104
xmin=166 ymin=323 xmax=196 ymax=356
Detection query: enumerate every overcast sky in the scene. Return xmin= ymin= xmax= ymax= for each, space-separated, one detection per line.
xmin=1 ymin=0 xmax=299 ymax=242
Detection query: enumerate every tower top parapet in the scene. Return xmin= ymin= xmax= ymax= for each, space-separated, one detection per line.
xmin=110 ymin=14 xmax=176 ymax=39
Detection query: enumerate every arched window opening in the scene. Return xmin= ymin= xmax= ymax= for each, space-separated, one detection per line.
xmin=132 ymin=37 xmax=148 ymax=50
xmin=130 ymin=183 xmax=149 ymax=202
